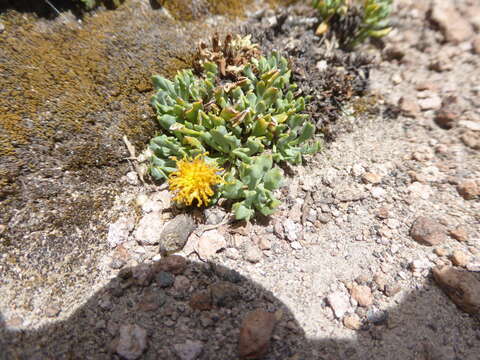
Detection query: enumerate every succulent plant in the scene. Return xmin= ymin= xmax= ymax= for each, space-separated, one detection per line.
xmin=312 ymin=0 xmax=393 ymax=49
xmin=148 ymin=50 xmax=321 ymax=220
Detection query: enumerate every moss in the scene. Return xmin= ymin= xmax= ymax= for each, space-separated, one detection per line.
xmin=159 ymin=0 xmax=253 ymax=21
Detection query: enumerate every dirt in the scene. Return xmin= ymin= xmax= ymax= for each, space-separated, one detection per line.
xmin=1 ymin=0 xmax=480 ymax=359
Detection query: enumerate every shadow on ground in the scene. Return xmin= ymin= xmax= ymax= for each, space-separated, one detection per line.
xmin=1 ymin=258 xmax=479 ymax=360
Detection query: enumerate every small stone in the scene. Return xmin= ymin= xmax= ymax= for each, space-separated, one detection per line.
xmin=449 ymin=226 xmax=469 ymax=242
xmin=210 ymin=281 xmax=240 ymax=308
xmin=204 ymin=206 xmax=227 ymax=225
xmin=376 ymin=207 xmax=389 ymax=219
xmin=239 ymin=310 xmax=276 ymax=360
xmin=434 ymin=247 xmax=448 ymax=257
xmin=351 ymin=164 xmax=365 ymax=177
xmin=141 ymin=190 xmax=171 ymax=213
xmin=283 ymin=219 xmax=300 ymax=242
xmin=355 ymin=274 xmax=370 ymax=285
xmin=370 ymin=187 xmax=386 ymax=199
xmin=451 ymin=250 xmax=470 ymax=267
xmin=361 ymin=172 xmax=382 ymax=184
xmin=225 ymin=247 xmax=241 ymax=260
xmin=153 ymin=255 xmax=187 ymax=275
xmin=366 ymin=309 xmax=388 ymax=325
xmin=196 ymin=229 xmax=226 ymax=261
xmin=384 ymin=284 xmax=401 ymax=297
xmin=257 ymin=236 xmax=272 ymax=251
xmin=115 ymin=324 xmax=148 ymax=360
xmin=433 ymin=95 xmax=461 ymax=129
xmin=398 ymin=96 xmax=420 ymax=117
xmin=132 ymin=264 xmax=153 ymax=287
xmin=373 ymin=274 xmax=388 ymax=291
xmin=432 ymin=266 xmax=480 ymax=314
xmin=430 ymin=0 xmax=474 ymax=44
xmin=107 ymin=216 xmax=135 ymax=248
xmin=174 ymin=275 xmax=190 ymax=292
xmin=461 ymin=131 xmax=480 ymax=150
xmin=159 ymin=214 xmax=196 ymax=255
xmin=410 ymin=259 xmax=431 ymax=272
xmin=45 ymin=304 xmax=61 ymax=318
xmin=327 ymin=292 xmax=351 ymax=319
xmin=174 ymin=340 xmax=204 ymax=360
xmin=418 ymin=95 xmax=442 ymax=111
xmin=189 ymin=291 xmax=213 ymax=311
xmin=109 ymin=245 xmax=130 ymax=270
xmin=135 ymin=212 xmax=164 ymax=246
xmin=457 ymin=180 xmax=479 ymax=200
xmin=410 ymin=216 xmax=446 ymax=246
xmin=350 ymin=285 xmax=373 ymax=308
xmin=138 ymin=290 xmax=166 ymax=312
xmin=156 ymin=271 xmax=175 ymax=288
xmin=343 ymin=314 xmax=362 ymax=330
xmin=290 ymin=241 xmax=302 ymax=250
xmin=244 ymin=244 xmax=263 ymax=263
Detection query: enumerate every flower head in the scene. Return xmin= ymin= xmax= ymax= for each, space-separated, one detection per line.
xmin=168 ymin=153 xmax=224 ymax=207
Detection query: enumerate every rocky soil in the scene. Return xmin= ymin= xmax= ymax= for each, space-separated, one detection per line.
xmin=1 ymin=0 xmax=480 ymax=359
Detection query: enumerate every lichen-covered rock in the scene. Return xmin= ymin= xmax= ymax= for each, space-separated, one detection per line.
xmin=159 ymin=214 xmax=196 ymax=255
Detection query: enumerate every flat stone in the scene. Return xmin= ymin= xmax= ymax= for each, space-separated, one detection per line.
xmin=159 ymin=214 xmax=196 ymax=255
xmin=410 ymin=216 xmax=446 ymax=246
xmin=195 ymin=229 xmax=226 ymax=261
xmin=239 ymin=310 xmax=276 ymax=360
xmin=418 ymin=95 xmax=442 ymax=111
xmin=327 ymin=291 xmax=351 ymax=319
xmin=135 ymin=212 xmax=164 ymax=246
xmin=115 ymin=324 xmax=148 ymax=360
xmin=433 ymin=266 xmax=480 ymax=314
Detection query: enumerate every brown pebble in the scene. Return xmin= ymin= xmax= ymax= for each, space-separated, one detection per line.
xmin=350 ymin=285 xmax=373 ymax=307
xmin=410 ymin=216 xmax=447 ymax=246
xmin=343 ymin=314 xmax=362 ymax=330
xmin=189 ymin=290 xmax=213 ymax=311
xmin=239 ymin=310 xmax=276 ymax=359
xmin=434 ymin=247 xmax=449 ymax=257
xmin=449 ymin=226 xmax=469 ymax=242
xmin=451 ymin=250 xmax=470 ymax=267
xmin=362 ymin=172 xmax=382 ymax=184
xmin=457 ymin=180 xmax=479 ymax=200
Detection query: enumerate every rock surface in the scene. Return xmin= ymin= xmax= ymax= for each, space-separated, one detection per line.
xmin=410 ymin=217 xmax=446 ymax=246
xmin=238 ymin=310 xmax=276 ymax=360
xmin=432 ymin=266 xmax=480 ymax=314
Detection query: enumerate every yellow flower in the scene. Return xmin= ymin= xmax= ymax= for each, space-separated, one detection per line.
xmin=168 ymin=153 xmax=224 ymax=207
